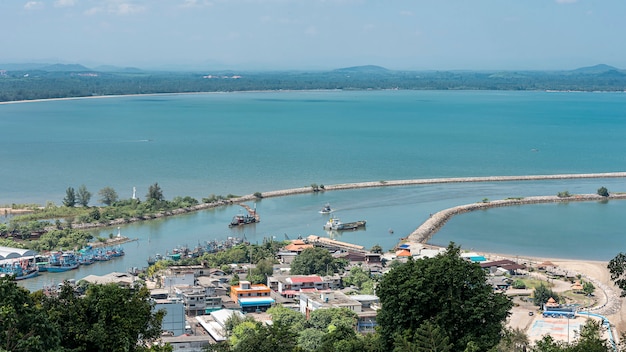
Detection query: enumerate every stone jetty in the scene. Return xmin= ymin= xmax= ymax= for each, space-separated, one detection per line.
xmin=69 ymin=172 xmax=626 ymax=230
xmin=406 ymin=193 xmax=626 ymax=244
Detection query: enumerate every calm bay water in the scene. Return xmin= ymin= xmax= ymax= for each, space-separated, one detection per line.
xmin=1 ymin=90 xmax=626 ymax=290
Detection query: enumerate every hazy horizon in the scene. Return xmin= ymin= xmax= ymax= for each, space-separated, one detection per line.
xmin=2 ymin=1 xmax=626 ymax=71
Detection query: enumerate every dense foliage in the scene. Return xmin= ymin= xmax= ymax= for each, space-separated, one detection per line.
xmin=290 ymin=247 xmax=347 ymax=276
xmin=375 ymin=243 xmax=513 ymax=351
xmin=0 ymin=276 xmax=165 ymax=352
xmin=2 ymin=65 xmax=626 ymax=103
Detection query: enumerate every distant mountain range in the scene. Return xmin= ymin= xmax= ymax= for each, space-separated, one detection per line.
xmin=0 ymin=62 xmax=624 ymax=75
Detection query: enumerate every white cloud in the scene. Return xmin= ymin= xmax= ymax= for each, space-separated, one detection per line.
xmin=555 ymin=0 xmax=577 ymax=4
xmin=115 ymin=3 xmax=145 ymax=15
xmin=54 ymin=0 xmax=77 ymax=7
xmin=400 ymin=10 xmax=413 ymax=16
xmin=83 ymin=1 xmax=145 ymax=16
xmin=24 ymin=1 xmax=44 ymax=10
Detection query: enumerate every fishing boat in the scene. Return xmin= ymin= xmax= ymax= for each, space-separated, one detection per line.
xmin=229 ymin=203 xmax=259 ymax=227
xmin=0 ymin=259 xmax=40 ymax=280
xmin=319 ymin=203 xmax=332 ymax=214
xmin=323 ymin=217 xmax=366 ymax=231
xmin=228 ymin=213 xmax=258 ymax=227
xmin=45 ymin=252 xmax=79 ymax=272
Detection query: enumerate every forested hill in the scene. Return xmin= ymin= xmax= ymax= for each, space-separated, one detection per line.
xmin=1 ymin=63 xmax=625 ymax=102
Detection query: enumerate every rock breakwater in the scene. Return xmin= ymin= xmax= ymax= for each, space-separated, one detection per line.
xmin=406 ymin=193 xmax=626 ymax=244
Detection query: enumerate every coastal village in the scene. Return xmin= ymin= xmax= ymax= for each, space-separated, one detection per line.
xmin=2 ymin=222 xmax=622 ymax=351
xmin=2 ymin=180 xmax=626 ymax=351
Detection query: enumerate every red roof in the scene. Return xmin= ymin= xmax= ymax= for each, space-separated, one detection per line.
xmin=288 ymin=276 xmax=322 ymax=284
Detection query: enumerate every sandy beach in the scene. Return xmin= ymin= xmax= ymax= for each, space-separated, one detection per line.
xmin=0 ymin=207 xmax=36 ymax=215
xmin=476 ymin=250 xmax=626 ymax=342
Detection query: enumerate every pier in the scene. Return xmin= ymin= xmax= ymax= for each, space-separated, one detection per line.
xmin=306 ymin=235 xmax=366 ymax=253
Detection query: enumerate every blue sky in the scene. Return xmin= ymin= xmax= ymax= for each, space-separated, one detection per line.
xmin=2 ymin=0 xmax=625 ymax=70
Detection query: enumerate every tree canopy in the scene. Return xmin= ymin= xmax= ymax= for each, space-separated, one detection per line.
xmin=63 ymin=187 xmax=76 ymax=207
xmin=98 ymin=186 xmax=119 ymax=206
xmin=375 ymin=242 xmax=513 ymax=352
xmin=0 ymin=277 xmax=59 ymax=352
xmin=290 ymin=247 xmax=344 ymax=276
xmin=35 ymin=280 xmax=165 ymax=352
xmin=76 ymin=184 xmax=92 ymax=207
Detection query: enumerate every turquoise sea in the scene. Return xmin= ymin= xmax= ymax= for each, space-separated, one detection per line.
xmin=1 ymin=90 xmax=626 ymax=290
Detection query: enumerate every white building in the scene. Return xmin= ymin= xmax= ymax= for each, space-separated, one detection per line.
xmin=196 ymin=309 xmax=245 ymax=342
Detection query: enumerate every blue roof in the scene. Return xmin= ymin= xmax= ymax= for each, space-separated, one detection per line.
xmin=238 ymin=297 xmax=275 ymax=307
xmin=468 ymin=256 xmax=486 ymax=262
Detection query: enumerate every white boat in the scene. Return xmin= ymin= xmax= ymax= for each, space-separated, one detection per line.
xmin=319 ymin=203 xmax=332 ymax=214
xmin=323 ymin=217 xmax=366 ymax=231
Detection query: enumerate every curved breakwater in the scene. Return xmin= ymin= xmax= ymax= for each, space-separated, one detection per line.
xmin=406 ymin=193 xmax=626 ymax=244
xmin=71 ymin=172 xmax=626 ymax=232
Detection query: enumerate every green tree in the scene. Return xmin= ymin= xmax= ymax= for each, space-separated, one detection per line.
xmin=376 ymin=242 xmax=512 ymax=352
xmin=247 ymin=258 xmax=275 ymax=284
xmin=370 ymin=244 xmax=383 ymax=254
xmin=583 ymin=281 xmax=595 ymax=296
xmin=267 ymin=305 xmax=305 ymax=333
xmin=608 ymin=252 xmax=626 ymax=297
xmin=98 ymin=186 xmax=119 ymax=206
xmin=411 ymin=321 xmax=453 ymax=352
xmin=496 ymin=327 xmax=530 ymax=352
xmin=318 ymin=324 xmax=363 ymax=352
xmin=77 ymin=184 xmax=92 ymax=207
xmin=63 ymin=186 xmax=76 ymax=207
xmin=290 ymin=247 xmax=340 ymax=275
xmin=597 ymin=186 xmax=609 ymax=197
xmin=569 ymin=319 xmax=610 ymax=352
xmin=0 ymin=276 xmax=60 ymax=352
xmin=298 ymin=328 xmax=326 ymax=352
xmin=307 ymin=308 xmax=358 ymax=331
xmin=42 ymin=282 xmax=165 ymax=352
xmin=146 ymin=182 xmax=164 ymax=201
xmin=343 ymin=265 xmax=375 ymax=293
xmin=533 ymin=283 xmax=560 ymax=307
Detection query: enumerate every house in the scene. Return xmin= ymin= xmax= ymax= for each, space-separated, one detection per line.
xmin=173 ymin=285 xmax=222 ymax=316
xmin=79 ymin=272 xmax=137 ymax=287
xmin=300 ymin=291 xmax=362 ymax=318
xmin=479 ymin=260 xmax=526 ymax=276
xmin=487 ymin=276 xmax=511 ymax=290
xmin=196 ymin=309 xmax=245 ymax=342
xmin=230 ymin=281 xmax=274 ymax=312
xmin=168 ymin=265 xmax=207 ymax=277
xmin=163 ymin=272 xmax=196 ymax=289
xmin=277 ymin=239 xmax=314 ymax=264
xmin=299 ymin=291 xmax=380 ymax=333
xmin=268 ymin=274 xmax=341 ymax=297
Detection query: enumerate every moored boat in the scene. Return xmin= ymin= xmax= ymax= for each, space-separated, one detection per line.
xmin=0 ymin=259 xmax=40 ymax=280
xmin=45 ymin=252 xmax=79 ymax=272
xmin=228 ymin=213 xmax=258 ymax=227
xmin=323 ymin=217 xmax=366 ymax=231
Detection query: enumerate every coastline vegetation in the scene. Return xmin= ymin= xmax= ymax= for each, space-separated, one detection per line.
xmin=2 ymin=64 xmax=626 ymax=103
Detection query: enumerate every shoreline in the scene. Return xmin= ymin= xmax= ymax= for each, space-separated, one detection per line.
xmin=405 ymin=192 xmax=626 ymax=245
xmin=1 ymin=88 xmax=625 ymax=106
xmin=9 ymin=172 xmax=624 ymax=236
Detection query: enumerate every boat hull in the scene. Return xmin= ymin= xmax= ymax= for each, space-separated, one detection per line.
xmin=45 ymin=264 xmax=79 ymax=272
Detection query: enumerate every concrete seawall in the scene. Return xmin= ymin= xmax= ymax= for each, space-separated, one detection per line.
xmin=406 ymin=193 xmax=626 ymax=245
xmin=73 ymin=172 xmax=626 ymax=230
